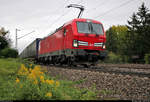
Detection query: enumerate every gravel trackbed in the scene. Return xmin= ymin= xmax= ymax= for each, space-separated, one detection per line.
xmin=42 ymin=65 xmax=150 ymax=100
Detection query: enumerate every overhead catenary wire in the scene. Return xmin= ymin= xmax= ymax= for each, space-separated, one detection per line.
xmin=94 ymin=0 xmax=136 ymax=19
xmin=48 ymin=10 xmax=70 ymax=29
xmin=47 ymin=0 xmax=83 ymax=31
xmin=17 ymin=31 xmax=35 ymax=39
xmin=49 ymin=0 xmax=70 ymax=15
xmin=39 ymin=0 xmax=136 ymax=37
xmin=85 ymin=0 xmax=110 ymax=14
xmin=44 ymin=0 xmax=70 ymax=28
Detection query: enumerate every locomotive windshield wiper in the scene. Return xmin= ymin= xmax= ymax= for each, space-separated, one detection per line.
xmin=88 ymin=23 xmax=91 ymax=34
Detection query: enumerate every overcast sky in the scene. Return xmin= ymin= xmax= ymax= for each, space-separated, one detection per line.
xmin=0 ymin=0 xmax=150 ymax=53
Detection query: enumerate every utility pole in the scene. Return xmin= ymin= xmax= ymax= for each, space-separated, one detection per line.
xmin=15 ymin=28 xmax=20 ymax=49
xmin=15 ymin=29 xmax=35 ymax=52
xmin=67 ymin=4 xmax=85 ymax=18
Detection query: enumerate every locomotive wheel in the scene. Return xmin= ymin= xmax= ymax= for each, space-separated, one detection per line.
xmin=67 ymin=60 xmax=72 ymax=67
xmin=91 ymin=61 xmax=98 ymax=66
xmin=53 ymin=61 xmax=60 ymax=66
xmin=73 ymin=64 xmax=77 ymax=67
xmin=52 ymin=60 xmax=57 ymax=65
xmin=82 ymin=64 xmax=89 ymax=68
xmin=67 ymin=57 xmax=76 ymax=67
xmin=67 ymin=61 xmax=77 ymax=67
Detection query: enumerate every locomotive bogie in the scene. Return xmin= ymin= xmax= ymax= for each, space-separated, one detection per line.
xmin=37 ymin=49 xmax=105 ymax=65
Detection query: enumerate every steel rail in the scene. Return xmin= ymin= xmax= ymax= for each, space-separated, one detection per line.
xmin=40 ymin=64 xmax=150 ymax=78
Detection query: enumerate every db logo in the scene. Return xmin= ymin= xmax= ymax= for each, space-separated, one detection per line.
xmin=89 ymin=43 xmax=93 ymax=46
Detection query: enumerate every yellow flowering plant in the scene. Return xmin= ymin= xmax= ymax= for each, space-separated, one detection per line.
xmin=45 ymin=79 xmax=54 ymax=85
xmin=18 ymin=64 xmax=29 ymax=76
xmin=16 ymin=78 xmax=20 ymax=83
xmin=40 ymin=76 xmax=45 ymax=83
xmin=12 ymin=63 xmax=96 ymax=100
xmin=18 ymin=64 xmax=60 ymax=99
xmin=46 ymin=92 xmax=52 ymax=97
xmin=55 ymin=81 xmax=60 ymax=87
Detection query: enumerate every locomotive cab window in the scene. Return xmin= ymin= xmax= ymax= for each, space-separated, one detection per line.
xmin=77 ymin=22 xmax=90 ymax=34
xmin=76 ymin=21 xmax=104 ymax=35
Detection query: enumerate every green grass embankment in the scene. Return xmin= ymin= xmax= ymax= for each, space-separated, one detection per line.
xmin=0 ymin=58 xmax=97 ymax=100
xmin=0 ymin=58 xmax=21 ymax=100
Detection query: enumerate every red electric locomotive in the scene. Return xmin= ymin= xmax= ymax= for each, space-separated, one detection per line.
xmin=38 ymin=18 xmax=106 ymax=66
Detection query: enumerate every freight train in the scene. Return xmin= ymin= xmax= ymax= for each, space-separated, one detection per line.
xmin=20 ymin=18 xmax=106 ymax=67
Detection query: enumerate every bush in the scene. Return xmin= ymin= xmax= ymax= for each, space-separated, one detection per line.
xmin=122 ymin=55 xmax=130 ymax=63
xmin=0 ymin=48 xmax=18 ymax=58
xmin=144 ymin=53 xmax=150 ymax=64
xmin=0 ymin=36 xmax=9 ymax=51
xmin=104 ymin=52 xmax=123 ymax=64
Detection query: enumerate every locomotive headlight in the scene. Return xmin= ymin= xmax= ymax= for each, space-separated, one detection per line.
xmin=102 ymin=44 xmax=106 ymax=49
xmin=73 ymin=40 xmax=78 ymax=47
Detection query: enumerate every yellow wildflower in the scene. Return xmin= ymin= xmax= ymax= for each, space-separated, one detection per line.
xmin=46 ymin=80 xmax=54 ymax=85
xmin=28 ymin=67 xmax=44 ymax=81
xmin=28 ymin=66 xmax=43 ymax=78
xmin=33 ymin=80 xmax=38 ymax=84
xmin=40 ymin=76 xmax=45 ymax=83
xmin=39 ymin=71 xmax=44 ymax=75
xmin=34 ymin=66 xmax=41 ymax=72
xmin=55 ymin=81 xmax=60 ymax=87
xmin=28 ymin=73 xmax=36 ymax=80
xmin=16 ymin=78 xmax=20 ymax=83
xmin=46 ymin=92 xmax=52 ymax=97
xmin=29 ymin=68 xmax=32 ymax=72
xmin=18 ymin=64 xmax=29 ymax=76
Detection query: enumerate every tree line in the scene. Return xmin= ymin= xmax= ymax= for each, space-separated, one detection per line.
xmin=0 ymin=27 xmax=18 ymax=58
xmin=106 ymin=3 xmax=150 ymax=63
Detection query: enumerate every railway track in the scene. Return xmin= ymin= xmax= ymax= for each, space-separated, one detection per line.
xmin=41 ymin=63 xmax=150 ymax=100
xmin=41 ymin=63 xmax=150 ymax=78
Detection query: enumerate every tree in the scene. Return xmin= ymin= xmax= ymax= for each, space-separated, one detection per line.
xmin=0 ymin=27 xmax=9 ymax=51
xmin=106 ymin=27 xmax=117 ymax=53
xmin=0 ymin=27 xmax=18 ymax=58
xmin=126 ymin=13 xmax=140 ymax=56
xmin=0 ymin=36 xmax=9 ymax=50
xmin=127 ymin=3 xmax=150 ymax=60
xmin=0 ymin=27 xmax=9 ymax=36
xmin=106 ymin=25 xmax=128 ymax=55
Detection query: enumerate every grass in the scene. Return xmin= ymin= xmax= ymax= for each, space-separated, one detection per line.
xmin=0 ymin=58 xmax=21 ymax=100
xmin=0 ymin=58 xmax=98 ymax=100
